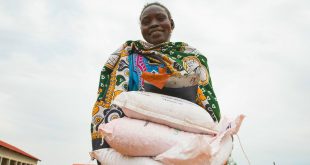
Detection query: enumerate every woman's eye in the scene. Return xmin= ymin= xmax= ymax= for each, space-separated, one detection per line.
xmin=142 ymin=19 xmax=150 ymax=25
xmin=157 ymin=15 xmax=167 ymax=21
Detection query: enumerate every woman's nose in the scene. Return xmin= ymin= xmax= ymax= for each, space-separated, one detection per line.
xmin=149 ymin=19 xmax=159 ymax=28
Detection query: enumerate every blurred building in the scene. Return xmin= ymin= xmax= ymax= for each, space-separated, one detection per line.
xmin=0 ymin=140 xmax=40 ymax=165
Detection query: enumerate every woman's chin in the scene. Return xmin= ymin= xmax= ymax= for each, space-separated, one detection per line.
xmin=148 ymin=37 xmax=167 ymax=45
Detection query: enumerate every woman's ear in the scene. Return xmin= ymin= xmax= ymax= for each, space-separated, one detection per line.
xmin=171 ymin=19 xmax=175 ymax=30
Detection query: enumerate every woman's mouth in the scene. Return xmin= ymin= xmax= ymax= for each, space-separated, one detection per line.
xmin=149 ymin=30 xmax=163 ymax=35
xmin=150 ymin=31 xmax=163 ymax=38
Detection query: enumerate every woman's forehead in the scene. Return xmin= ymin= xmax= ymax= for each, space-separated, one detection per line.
xmin=141 ymin=5 xmax=167 ymax=17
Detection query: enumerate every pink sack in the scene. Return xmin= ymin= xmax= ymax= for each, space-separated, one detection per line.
xmin=99 ymin=117 xmax=211 ymax=157
xmin=154 ymin=115 xmax=244 ymax=165
xmin=210 ymin=135 xmax=233 ymax=165
xmin=154 ymin=135 xmax=233 ymax=165
xmin=98 ymin=115 xmax=244 ymax=165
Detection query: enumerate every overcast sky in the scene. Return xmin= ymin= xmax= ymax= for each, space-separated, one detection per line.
xmin=0 ymin=0 xmax=309 ymax=164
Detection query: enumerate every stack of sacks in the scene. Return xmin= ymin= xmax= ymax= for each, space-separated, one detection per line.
xmin=90 ymin=91 xmax=244 ymax=165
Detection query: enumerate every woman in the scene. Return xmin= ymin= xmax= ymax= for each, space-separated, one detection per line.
xmin=91 ymin=2 xmax=221 ymax=155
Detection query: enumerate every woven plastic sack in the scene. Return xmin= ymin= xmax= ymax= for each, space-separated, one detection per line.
xmin=89 ymin=148 xmax=162 ymax=165
xmin=112 ymin=91 xmax=217 ymax=135
xmin=99 ymin=115 xmax=244 ymax=164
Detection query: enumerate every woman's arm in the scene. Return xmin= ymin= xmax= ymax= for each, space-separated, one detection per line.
xmin=91 ymin=44 xmax=126 ymax=151
xmin=91 ymin=66 xmax=113 ymax=151
xmin=196 ymin=54 xmax=221 ymax=122
xmin=182 ymin=44 xmax=221 ymax=122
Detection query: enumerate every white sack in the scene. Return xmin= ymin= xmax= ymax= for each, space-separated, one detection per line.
xmin=112 ymin=91 xmax=217 ymax=135
xmin=89 ymin=148 xmax=162 ymax=165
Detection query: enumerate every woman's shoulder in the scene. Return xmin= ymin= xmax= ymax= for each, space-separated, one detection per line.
xmin=183 ymin=44 xmax=201 ymax=55
xmin=112 ymin=40 xmax=140 ymax=53
xmin=174 ymin=42 xmax=206 ymax=57
xmin=113 ymin=40 xmax=139 ymax=48
xmin=122 ymin=40 xmax=146 ymax=46
xmin=117 ymin=40 xmax=151 ymax=49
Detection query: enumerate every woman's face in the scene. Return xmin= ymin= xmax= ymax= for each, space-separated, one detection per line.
xmin=140 ymin=5 xmax=174 ymax=45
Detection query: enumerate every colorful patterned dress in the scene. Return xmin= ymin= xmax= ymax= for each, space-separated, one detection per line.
xmin=91 ymin=40 xmax=221 ymax=150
